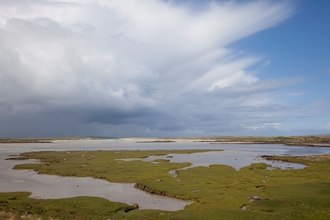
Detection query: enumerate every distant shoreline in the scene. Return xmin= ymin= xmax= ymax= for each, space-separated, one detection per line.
xmin=1 ymin=135 xmax=330 ymax=147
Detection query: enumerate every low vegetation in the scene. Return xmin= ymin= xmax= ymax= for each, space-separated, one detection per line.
xmin=211 ymin=135 xmax=330 ymax=145
xmin=0 ymin=138 xmax=51 ymax=143
xmin=0 ymin=136 xmax=112 ymax=143
xmin=1 ymin=150 xmax=330 ymax=219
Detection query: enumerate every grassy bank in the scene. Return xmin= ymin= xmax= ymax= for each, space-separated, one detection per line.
xmin=1 ymin=150 xmax=330 ymax=219
xmin=206 ymin=135 xmax=330 ymax=145
xmin=0 ymin=136 xmax=107 ymax=143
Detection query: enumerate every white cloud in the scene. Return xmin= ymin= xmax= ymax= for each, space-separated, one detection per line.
xmin=2 ymin=0 xmax=318 ymax=137
xmin=326 ymin=122 xmax=330 ymax=130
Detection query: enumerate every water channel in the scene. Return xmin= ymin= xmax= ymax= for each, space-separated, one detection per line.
xmin=1 ymin=139 xmax=329 ymax=211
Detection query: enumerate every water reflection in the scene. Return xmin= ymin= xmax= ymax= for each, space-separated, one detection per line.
xmin=0 ymin=155 xmax=191 ymax=211
xmin=119 ymin=150 xmax=306 ymax=177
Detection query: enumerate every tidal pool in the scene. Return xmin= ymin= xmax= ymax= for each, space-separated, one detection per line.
xmin=1 ymin=140 xmax=330 ymax=211
xmin=118 ymin=150 xmax=306 ymax=177
xmin=0 ymin=155 xmax=191 ymax=211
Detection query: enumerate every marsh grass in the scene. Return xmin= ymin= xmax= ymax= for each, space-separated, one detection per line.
xmin=0 ymin=192 xmax=142 ymax=220
xmin=2 ymin=151 xmax=330 ymax=219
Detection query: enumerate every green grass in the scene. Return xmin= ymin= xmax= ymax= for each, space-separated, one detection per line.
xmin=212 ymin=135 xmax=330 ymax=144
xmin=0 ymin=192 xmax=142 ymax=220
xmin=2 ymin=150 xmax=330 ymax=219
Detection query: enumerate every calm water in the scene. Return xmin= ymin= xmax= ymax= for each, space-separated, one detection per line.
xmin=1 ymin=139 xmax=329 ymax=155
xmin=0 ymin=156 xmax=191 ymax=210
xmin=1 ymin=140 xmax=329 ymax=210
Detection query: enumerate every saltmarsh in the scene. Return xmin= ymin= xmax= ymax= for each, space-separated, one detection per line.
xmin=1 ymin=150 xmax=330 ymax=219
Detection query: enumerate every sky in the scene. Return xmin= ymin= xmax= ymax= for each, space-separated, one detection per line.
xmin=0 ymin=0 xmax=329 ymax=138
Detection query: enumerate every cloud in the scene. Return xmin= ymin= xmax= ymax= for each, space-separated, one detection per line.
xmin=326 ymin=122 xmax=330 ymax=130
xmin=1 ymin=0 xmax=322 ymax=137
